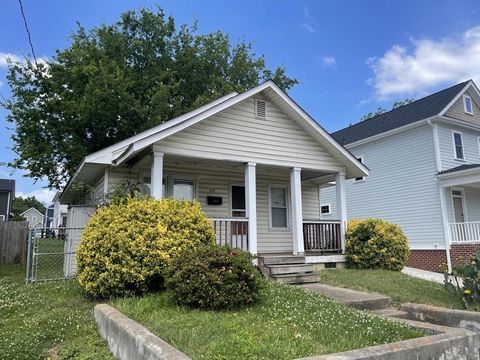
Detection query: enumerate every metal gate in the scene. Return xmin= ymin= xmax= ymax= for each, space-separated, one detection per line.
xmin=25 ymin=227 xmax=84 ymax=283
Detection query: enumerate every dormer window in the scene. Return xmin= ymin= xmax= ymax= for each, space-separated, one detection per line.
xmin=463 ymin=95 xmax=473 ymax=115
xmin=255 ymin=99 xmax=267 ymax=119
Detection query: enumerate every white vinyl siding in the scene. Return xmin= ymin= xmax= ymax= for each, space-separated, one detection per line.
xmin=438 ymin=125 xmax=480 ymax=170
xmin=155 ymin=96 xmax=345 ymax=171
xmin=99 ymin=161 xmax=321 ymax=253
xmin=321 ymin=124 xmax=445 ymax=249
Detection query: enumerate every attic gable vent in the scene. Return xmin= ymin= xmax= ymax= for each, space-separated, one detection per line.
xmin=255 ymin=99 xmax=267 ymax=119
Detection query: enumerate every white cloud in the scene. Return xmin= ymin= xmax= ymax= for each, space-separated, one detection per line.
xmin=299 ymin=5 xmax=317 ymax=33
xmin=321 ymin=56 xmax=336 ymax=68
xmin=16 ymin=188 xmax=56 ymax=205
xmin=0 ymin=52 xmax=24 ymax=68
xmin=367 ymin=26 xmax=480 ymax=100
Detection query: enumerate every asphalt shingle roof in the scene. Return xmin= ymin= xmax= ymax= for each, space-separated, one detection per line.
xmin=438 ymin=163 xmax=480 ymax=175
xmin=331 ymin=81 xmax=470 ymax=146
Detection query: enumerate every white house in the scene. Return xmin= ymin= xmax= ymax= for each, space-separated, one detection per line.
xmin=21 ymin=207 xmax=44 ymax=229
xmin=59 ymin=81 xmax=368 ymax=282
xmin=321 ymin=80 xmax=480 ymax=273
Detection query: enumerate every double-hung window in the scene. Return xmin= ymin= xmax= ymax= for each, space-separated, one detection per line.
xmin=452 ymin=131 xmax=464 ymax=160
xmin=269 ymin=186 xmax=288 ymax=229
xmin=173 ymin=179 xmax=195 ymax=200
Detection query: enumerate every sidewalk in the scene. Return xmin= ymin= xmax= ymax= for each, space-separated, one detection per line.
xmin=402 ymin=266 xmax=451 ymax=285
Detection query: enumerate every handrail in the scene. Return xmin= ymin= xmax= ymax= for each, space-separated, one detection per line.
xmin=303 ymin=219 xmax=341 ymax=224
xmin=210 ymin=217 xmax=248 ymax=222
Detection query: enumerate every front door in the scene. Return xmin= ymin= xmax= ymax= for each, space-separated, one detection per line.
xmin=452 ymin=189 xmax=465 ymax=223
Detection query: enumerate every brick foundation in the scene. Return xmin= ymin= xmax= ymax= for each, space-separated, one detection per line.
xmin=407 ymin=250 xmax=448 ymax=273
xmin=450 ymin=243 xmax=480 ymax=267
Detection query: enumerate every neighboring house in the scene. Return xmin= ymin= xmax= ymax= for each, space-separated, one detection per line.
xmin=21 ymin=207 xmax=44 ymax=229
xmin=321 ymin=80 xmax=480 ymax=272
xmin=60 ymin=81 xmax=368 ymax=279
xmin=50 ymin=191 xmax=68 ymax=228
xmin=0 ymin=179 xmax=15 ymax=221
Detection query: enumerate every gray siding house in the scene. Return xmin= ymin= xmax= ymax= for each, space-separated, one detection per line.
xmin=321 ymin=80 xmax=480 ymax=272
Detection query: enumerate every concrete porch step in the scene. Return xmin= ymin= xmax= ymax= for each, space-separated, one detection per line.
xmin=261 ymin=256 xmax=306 ymax=265
xmin=267 ymin=263 xmax=314 ymax=275
xmin=272 ymin=272 xmax=321 ymax=284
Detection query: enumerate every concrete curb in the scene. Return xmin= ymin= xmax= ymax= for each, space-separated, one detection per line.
xmin=94 ymin=304 xmax=191 ymax=360
xmin=296 ymin=318 xmax=480 ymax=360
xmin=401 ymin=303 xmax=480 ymax=332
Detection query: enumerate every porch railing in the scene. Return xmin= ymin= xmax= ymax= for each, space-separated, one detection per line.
xmin=303 ymin=220 xmax=342 ymax=254
xmin=449 ymin=221 xmax=480 ymax=243
xmin=211 ymin=217 xmax=249 ymax=251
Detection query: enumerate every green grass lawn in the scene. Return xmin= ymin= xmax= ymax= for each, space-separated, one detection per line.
xmin=319 ymin=268 xmax=464 ymax=309
xmin=112 ymin=281 xmax=424 ymax=360
xmin=0 ymin=264 xmax=113 ymax=360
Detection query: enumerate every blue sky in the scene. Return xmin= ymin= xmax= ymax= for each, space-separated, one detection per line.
xmin=1 ymin=0 xmax=480 ymax=204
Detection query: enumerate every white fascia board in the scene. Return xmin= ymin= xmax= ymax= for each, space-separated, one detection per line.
xmin=437 ymin=170 xmax=480 ymax=187
xmin=84 ymin=91 xmax=239 ymax=164
xmin=345 ymin=117 xmax=434 ymax=149
xmin=263 ymin=82 xmax=369 ymax=177
xmin=439 ymin=81 xmax=475 ymax=116
xmin=436 ymin=115 xmax=480 ymax=132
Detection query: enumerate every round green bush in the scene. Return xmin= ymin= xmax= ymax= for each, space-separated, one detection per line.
xmin=76 ymin=197 xmax=215 ymax=298
xmin=345 ymin=218 xmax=410 ymax=271
xmin=166 ymin=245 xmax=262 ymax=309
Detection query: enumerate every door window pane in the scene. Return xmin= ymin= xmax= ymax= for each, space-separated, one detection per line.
xmin=173 ymin=179 xmax=194 ymax=200
xmin=232 ymin=186 xmax=245 ymax=210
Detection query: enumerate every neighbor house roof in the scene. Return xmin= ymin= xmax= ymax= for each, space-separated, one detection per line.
xmin=331 ymin=80 xmax=472 ymax=146
xmin=20 ymin=207 xmax=44 ymax=217
xmin=438 ymin=164 xmax=480 ymax=175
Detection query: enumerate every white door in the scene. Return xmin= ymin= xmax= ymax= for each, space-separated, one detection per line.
xmin=231 ymin=186 xmax=247 ymax=249
xmin=452 ymin=189 xmax=465 ymax=223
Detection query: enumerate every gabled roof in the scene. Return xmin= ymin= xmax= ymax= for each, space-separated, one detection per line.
xmin=332 ymin=80 xmax=472 ymax=146
xmin=62 ymin=81 xmax=369 ymax=200
xmin=20 ymin=207 xmax=44 ymax=217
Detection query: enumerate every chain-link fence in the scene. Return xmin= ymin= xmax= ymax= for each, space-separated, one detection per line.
xmin=25 ymin=227 xmax=84 ymax=283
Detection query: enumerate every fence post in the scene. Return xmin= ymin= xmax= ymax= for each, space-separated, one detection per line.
xmin=25 ymin=229 xmax=32 ymax=284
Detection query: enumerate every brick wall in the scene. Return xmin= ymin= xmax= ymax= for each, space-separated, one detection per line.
xmin=450 ymin=243 xmax=480 ymax=267
xmin=407 ymin=250 xmax=448 ymax=273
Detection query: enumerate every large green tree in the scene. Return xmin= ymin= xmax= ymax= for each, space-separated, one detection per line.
xmin=12 ymin=196 xmax=45 ymax=221
xmin=3 ymin=7 xmax=297 ymax=188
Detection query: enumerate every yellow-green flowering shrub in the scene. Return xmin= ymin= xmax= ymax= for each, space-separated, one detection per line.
xmin=76 ymin=197 xmax=215 ymax=298
xmin=346 ymin=218 xmax=409 ymax=271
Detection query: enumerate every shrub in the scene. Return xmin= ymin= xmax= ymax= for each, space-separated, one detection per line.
xmin=345 ymin=218 xmax=410 ymax=271
xmin=76 ymin=197 xmax=215 ymax=298
xmin=166 ymin=245 xmax=262 ymax=309
xmin=445 ymin=249 xmax=480 ymax=309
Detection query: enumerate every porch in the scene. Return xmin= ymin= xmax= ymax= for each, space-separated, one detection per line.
xmin=130 ymin=149 xmax=349 ymax=256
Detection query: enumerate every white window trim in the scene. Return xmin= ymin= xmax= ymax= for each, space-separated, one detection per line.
xmin=268 ymin=184 xmax=290 ymax=231
xmin=463 ymin=94 xmax=474 ymax=115
xmin=254 ymin=98 xmax=267 ymax=119
xmin=0 ymin=215 xmax=5 ymax=221
xmin=320 ymin=203 xmax=331 ymax=215
xmin=477 ymin=136 xmax=480 ymax=158
xmin=451 ymin=188 xmax=468 ymax=223
xmin=353 ymin=155 xmax=366 ymax=182
xmin=171 ymin=175 xmax=197 ymax=200
xmin=451 ymin=130 xmax=465 ymax=161
xmin=229 ymin=183 xmax=246 ymax=217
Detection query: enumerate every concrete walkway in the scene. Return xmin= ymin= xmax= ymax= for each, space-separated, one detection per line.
xmin=402 ymin=267 xmax=445 ymax=284
xmin=298 ymin=283 xmax=392 ymax=310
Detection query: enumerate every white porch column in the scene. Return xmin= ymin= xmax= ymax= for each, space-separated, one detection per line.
xmin=438 ymin=183 xmax=452 ymax=272
xmin=336 ymin=172 xmax=347 ymax=253
xmin=103 ymin=167 xmax=110 ymax=198
xmin=151 ymin=151 xmax=164 ymax=199
xmin=245 ymin=162 xmax=257 ymax=255
xmin=290 ymin=167 xmax=304 ymax=255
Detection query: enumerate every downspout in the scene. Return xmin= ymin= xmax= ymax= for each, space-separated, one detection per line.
xmin=428 ymin=119 xmax=452 ymax=272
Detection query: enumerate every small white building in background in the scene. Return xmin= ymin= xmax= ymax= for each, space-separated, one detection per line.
xmin=20 ymin=207 xmax=44 ymax=229
xmin=51 ymin=191 xmax=68 ymax=228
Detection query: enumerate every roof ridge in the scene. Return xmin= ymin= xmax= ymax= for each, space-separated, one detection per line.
xmin=333 ymin=80 xmax=470 ymax=135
